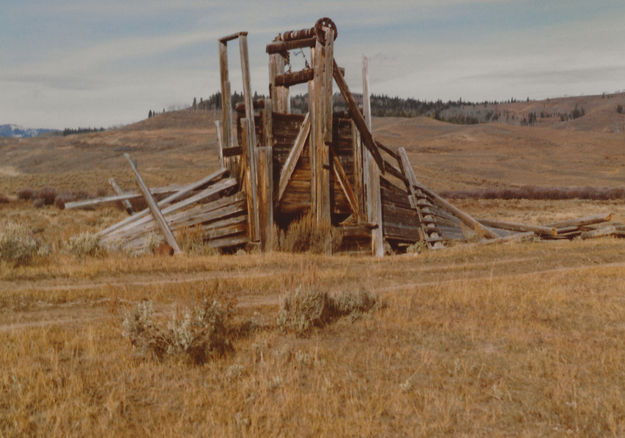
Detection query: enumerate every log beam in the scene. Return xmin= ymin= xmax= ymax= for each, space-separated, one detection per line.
xmin=124 ymin=154 xmax=182 ymax=254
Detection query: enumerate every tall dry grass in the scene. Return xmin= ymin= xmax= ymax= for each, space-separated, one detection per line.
xmin=1 ymin=200 xmax=625 ymax=435
xmin=2 ymin=248 xmax=625 ymax=436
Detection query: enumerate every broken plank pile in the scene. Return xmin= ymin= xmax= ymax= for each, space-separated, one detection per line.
xmin=97 ymin=166 xmax=248 ymax=254
xmin=477 ymin=213 xmax=624 ymax=243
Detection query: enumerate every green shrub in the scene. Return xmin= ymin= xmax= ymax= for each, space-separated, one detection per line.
xmin=67 ymin=232 xmax=103 ymax=258
xmin=0 ymin=222 xmax=40 ymax=265
xmin=122 ymin=299 xmax=234 ymax=364
xmin=277 ymin=288 xmax=378 ymax=336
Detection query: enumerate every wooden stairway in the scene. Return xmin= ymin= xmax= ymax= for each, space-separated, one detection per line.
xmin=397 ymin=147 xmax=444 ymax=249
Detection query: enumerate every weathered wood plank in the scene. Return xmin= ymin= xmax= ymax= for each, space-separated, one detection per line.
xmin=547 ymin=214 xmax=612 ymax=229
xmin=124 ymin=154 xmax=182 ymax=254
xmin=239 ymin=35 xmax=260 ymax=241
xmin=361 ymin=55 xmax=384 ymax=257
xmin=108 ymin=177 xmax=134 ymax=215
xmin=332 ymin=154 xmax=359 ymax=218
xmin=263 ymin=98 xmax=273 ymax=148
xmin=219 ymin=41 xmax=233 ymax=148
xmin=101 ymin=177 xmax=237 ymax=242
xmin=66 ymin=186 xmax=179 ymax=210
xmin=478 ymin=218 xmax=557 ymax=237
xmin=256 ymin=146 xmax=273 ymax=251
xmin=479 ymin=231 xmax=535 ymax=245
xmin=277 ymin=113 xmax=310 ymax=202
xmin=98 ymin=168 xmax=228 ymax=238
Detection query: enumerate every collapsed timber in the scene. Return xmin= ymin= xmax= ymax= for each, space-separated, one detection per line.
xmin=66 ymin=18 xmax=624 ymax=255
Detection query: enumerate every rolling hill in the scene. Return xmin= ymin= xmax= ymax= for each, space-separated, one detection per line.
xmin=1 ymin=92 xmax=624 ymax=196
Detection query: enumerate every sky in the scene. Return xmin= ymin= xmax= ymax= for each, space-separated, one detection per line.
xmin=1 ymin=0 xmax=625 ymax=129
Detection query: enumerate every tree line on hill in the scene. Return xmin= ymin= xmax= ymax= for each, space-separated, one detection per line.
xmin=186 ymin=91 xmax=486 ymax=119
xmin=146 ymin=92 xmax=591 ymax=127
xmin=62 ymin=127 xmax=106 ymax=136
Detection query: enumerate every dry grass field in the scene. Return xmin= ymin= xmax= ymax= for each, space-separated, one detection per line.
xmin=2 ymin=97 xmax=625 ymax=436
xmin=1 ymin=198 xmax=625 ymax=436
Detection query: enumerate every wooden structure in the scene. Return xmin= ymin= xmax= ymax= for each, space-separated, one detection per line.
xmin=86 ymin=18 xmax=621 ymax=255
xmin=213 ymin=17 xmax=479 ymax=255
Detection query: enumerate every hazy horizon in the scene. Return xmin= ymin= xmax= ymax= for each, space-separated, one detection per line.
xmin=2 ymin=0 xmax=624 ymax=129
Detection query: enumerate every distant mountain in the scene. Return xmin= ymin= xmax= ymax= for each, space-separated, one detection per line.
xmin=0 ymin=124 xmax=58 ymax=138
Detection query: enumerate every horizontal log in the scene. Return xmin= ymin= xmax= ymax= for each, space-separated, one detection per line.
xmin=266 ymin=37 xmax=316 ymax=54
xmin=338 ymin=223 xmax=377 ymax=240
xmin=280 ymin=27 xmax=315 ymax=42
xmin=234 ymin=100 xmax=265 ymax=112
xmin=383 ymin=223 xmax=420 ymax=242
xmin=581 ymin=225 xmax=618 ymax=240
xmin=66 ymin=186 xmax=180 ymax=209
xmin=478 ymin=218 xmax=557 ymax=237
xmin=223 ymin=146 xmax=243 ymax=157
xmin=480 ymin=231 xmax=535 ymax=245
xmin=547 ymin=213 xmax=612 ymax=229
xmin=275 ymin=69 xmax=314 ymax=87
xmin=219 ymin=31 xmax=247 ymax=43
xmin=208 ymin=234 xmax=249 ymax=249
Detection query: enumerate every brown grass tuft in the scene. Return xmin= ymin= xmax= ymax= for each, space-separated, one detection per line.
xmin=278 ymin=215 xmax=342 ymax=254
xmin=17 ymin=188 xmax=35 ymax=200
xmin=36 ymin=187 xmax=57 ymax=205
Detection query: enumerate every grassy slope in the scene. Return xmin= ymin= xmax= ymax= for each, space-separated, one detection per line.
xmin=1 ymin=93 xmax=625 ymax=195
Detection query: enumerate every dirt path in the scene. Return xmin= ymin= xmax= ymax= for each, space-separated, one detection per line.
xmin=0 ymin=256 xmax=539 ymax=294
xmin=2 ymin=257 xmax=624 ymax=334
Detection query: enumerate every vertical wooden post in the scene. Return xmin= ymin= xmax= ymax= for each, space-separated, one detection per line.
xmin=308 ymin=71 xmax=317 ymax=214
xmin=124 ymin=154 xmax=182 ymax=255
xmin=109 ymin=177 xmax=134 ymax=215
xmin=362 ymin=56 xmax=384 ymax=257
xmin=255 ymin=146 xmax=273 ymax=251
xmin=269 ymin=53 xmax=289 ymax=113
xmin=351 ymin=121 xmax=365 ymax=219
xmin=312 ymin=28 xmax=333 ymax=227
xmin=218 ymin=41 xmax=233 ymax=148
xmin=214 ymin=120 xmax=225 ymax=169
xmin=239 ymin=34 xmax=260 ymax=242
xmin=263 ymin=98 xmax=273 ymax=149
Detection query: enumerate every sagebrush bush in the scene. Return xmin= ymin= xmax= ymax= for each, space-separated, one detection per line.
xmin=0 ymin=222 xmax=40 ymax=265
xmin=406 ymin=241 xmax=427 ymax=254
xmin=37 ymin=187 xmax=57 ymax=205
xmin=277 ymin=288 xmax=378 ymax=336
xmin=66 ymin=232 xmax=103 ymax=258
xmin=17 ymin=188 xmax=35 ymax=201
xmin=122 ymin=299 xmax=234 ymax=364
xmin=54 ymin=192 xmax=76 ymax=209
xmin=278 ymin=215 xmax=342 ymax=254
